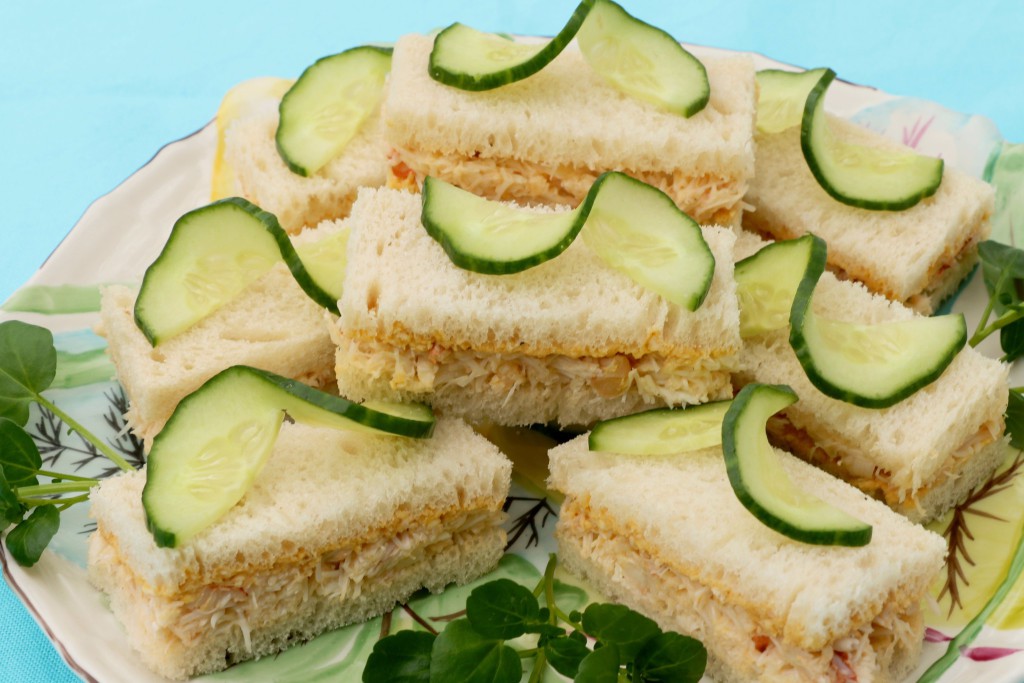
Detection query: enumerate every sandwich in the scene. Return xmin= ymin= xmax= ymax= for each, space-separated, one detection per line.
xmin=744 ymin=113 xmax=995 ymax=314
xmin=383 ymin=33 xmax=757 ymax=227
xmin=219 ymin=60 xmax=392 ymax=234
xmin=88 ymin=417 xmax=511 ymax=680
xmin=734 ymin=230 xmax=1009 ymax=523
xmin=96 ymin=220 xmax=345 ymax=444
xmin=333 ymin=186 xmax=741 ymax=427
xmin=548 ymin=432 xmax=947 ymax=683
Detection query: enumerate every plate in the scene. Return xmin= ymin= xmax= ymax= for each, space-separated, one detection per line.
xmin=3 ymin=44 xmax=1024 ymax=682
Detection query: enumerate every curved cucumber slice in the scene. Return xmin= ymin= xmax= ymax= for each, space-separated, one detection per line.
xmin=421 ymin=176 xmax=587 ymax=274
xmin=293 ymin=226 xmax=349 ymax=303
xmin=276 ymin=46 xmax=392 ymax=177
xmin=735 ymin=234 xmax=826 ymax=338
xmin=428 ymin=1 xmax=594 ymax=91
xmin=422 ymin=173 xmax=714 ymax=309
xmin=582 ymin=172 xmax=714 ymax=310
xmin=577 ymin=0 xmax=709 ymax=117
xmin=801 ymin=68 xmax=943 ymax=210
xmin=135 ymin=198 xmax=340 ymax=346
xmin=790 ymin=299 xmax=967 ymax=409
xmin=755 ymin=68 xmax=828 ymax=134
xmin=143 ymin=365 xmax=434 ymax=548
xmin=723 ymin=383 xmax=872 ymax=547
xmin=588 ymin=401 xmax=731 ymax=455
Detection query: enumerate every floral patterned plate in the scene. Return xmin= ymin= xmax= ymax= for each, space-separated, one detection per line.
xmin=3 ymin=45 xmax=1024 ymax=682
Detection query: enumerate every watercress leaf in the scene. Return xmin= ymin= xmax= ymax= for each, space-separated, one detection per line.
xmin=633 ymin=632 xmax=707 ymax=682
xmin=553 ymin=578 xmax=589 ymax=616
xmin=429 ymin=619 xmax=521 ymax=683
xmin=582 ymin=603 xmax=662 ymax=662
xmin=0 ymin=466 xmax=26 ymax=529
xmin=1006 ymin=389 xmax=1024 ymax=450
xmin=545 ymin=633 xmax=592 ymax=678
xmin=525 ymin=623 xmax=566 ymax=641
xmin=979 ymin=241 xmax=1024 ymax=307
xmin=5 ymin=504 xmax=59 ymax=567
xmin=361 ymin=630 xmax=435 ymax=683
xmin=0 ymin=417 xmax=43 ymax=488
xmin=575 ymin=642 xmax=621 ymax=683
xmin=0 ymin=321 xmax=56 ymax=426
xmin=1002 ymin=320 xmax=1024 ymax=362
xmin=466 ymin=578 xmax=541 ymax=639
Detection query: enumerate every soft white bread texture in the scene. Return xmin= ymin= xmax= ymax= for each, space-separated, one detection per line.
xmin=384 ymin=34 xmax=756 ymax=226
xmin=224 ymin=99 xmax=391 ymax=234
xmin=744 ymin=116 xmax=994 ymax=314
xmin=549 ymin=436 xmax=946 ymax=683
xmin=88 ymin=419 xmax=511 ymax=680
xmin=335 ymin=187 xmax=741 ymax=426
xmin=734 ymin=231 xmax=1009 ymax=523
xmin=96 ymin=224 xmax=344 ymax=444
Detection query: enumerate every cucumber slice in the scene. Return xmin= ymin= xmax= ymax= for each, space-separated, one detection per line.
xmin=142 ymin=365 xmax=434 ymax=548
xmin=577 ymin=0 xmax=709 ymax=117
xmin=421 ymin=176 xmax=587 ymax=274
xmin=790 ymin=294 xmax=967 ymax=409
xmin=734 ymin=234 xmax=826 ymax=338
xmin=582 ymin=172 xmax=714 ymax=310
xmin=135 ymin=198 xmax=340 ymax=346
xmin=801 ymin=68 xmax=943 ymax=210
xmin=755 ymin=68 xmax=828 ymax=134
xmin=421 ymin=173 xmax=714 ymax=309
xmin=428 ymin=1 xmax=594 ymax=90
xmin=293 ymin=226 xmax=349 ymax=303
xmin=588 ymin=401 xmax=731 ymax=455
xmin=723 ymin=383 xmax=872 ymax=547
xmin=276 ymin=46 xmax=392 ymax=177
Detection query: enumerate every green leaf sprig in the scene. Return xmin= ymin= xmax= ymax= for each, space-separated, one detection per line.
xmin=0 ymin=320 xmax=135 ymax=566
xmin=971 ymin=240 xmax=1024 ymax=360
xmin=361 ymin=553 xmax=707 ymax=683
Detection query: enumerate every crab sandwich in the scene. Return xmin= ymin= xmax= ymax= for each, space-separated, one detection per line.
xmin=333 ymin=185 xmax=742 ymax=427
xmin=383 ymin=33 xmax=757 ymax=227
xmin=87 ymin=418 xmax=511 ymax=680
xmin=549 ymin=432 xmax=947 ymax=683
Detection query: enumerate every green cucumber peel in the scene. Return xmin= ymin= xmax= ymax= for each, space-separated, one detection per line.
xmin=722 ymin=383 xmax=873 ymax=547
xmin=800 ymin=68 xmax=944 ymax=211
xmin=134 ymin=197 xmax=340 ymax=347
xmin=422 ymin=172 xmax=714 ymax=310
xmin=276 ymin=45 xmax=392 ymax=177
xmin=142 ymin=365 xmax=434 ymax=548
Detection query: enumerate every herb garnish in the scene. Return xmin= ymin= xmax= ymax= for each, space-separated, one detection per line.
xmin=0 ymin=320 xmax=134 ymax=566
xmin=362 ymin=553 xmax=707 ymax=683
xmin=971 ymin=240 xmax=1024 ymax=359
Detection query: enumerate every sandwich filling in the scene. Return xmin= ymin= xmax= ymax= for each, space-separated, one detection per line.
xmin=557 ymin=498 xmax=925 ymax=683
xmin=388 ymin=146 xmax=746 ymax=227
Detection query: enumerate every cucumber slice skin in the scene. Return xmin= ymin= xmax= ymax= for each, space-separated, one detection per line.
xmin=134 ymin=197 xmax=340 ymax=346
xmin=722 ymin=383 xmax=872 ymax=547
xmin=143 ymin=365 xmax=435 ymax=548
xmin=734 ymin=234 xmax=827 ymax=338
xmin=800 ymin=68 xmax=944 ymax=211
xmin=276 ymin=46 xmax=392 ymax=177
xmin=588 ymin=400 xmax=732 ymax=455
xmin=577 ymin=0 xmax=709 ymax=117
xmin=428 ymin=0 xmax=596 ymax=91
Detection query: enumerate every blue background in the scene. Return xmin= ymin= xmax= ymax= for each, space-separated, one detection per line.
xmin=2 ymin=1 xmax=1022 ymax=680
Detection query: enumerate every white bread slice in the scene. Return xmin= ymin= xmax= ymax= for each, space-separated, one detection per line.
xmin=88 ymin=418 xmax=511 ymax=680
xmin=384 ymin=34 xmax=756 ymax=226
xmin=744 ymin=117 xmax=994 ymax=314
xmin=734 ymin=230 xmax=1009 ymax=522
xmin=96 ymin=222 xmax=344 ymax=445
xmin=548 ymin=435 xmax=946 ymax=683
xmin=224 ymin=99 xmax=391 ymax=234
xmin=334 ymin=187 xmax=741 ymax=426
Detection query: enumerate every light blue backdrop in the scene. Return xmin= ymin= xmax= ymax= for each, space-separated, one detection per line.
xmin=1 ymin=1 xmax=1022 ymax=681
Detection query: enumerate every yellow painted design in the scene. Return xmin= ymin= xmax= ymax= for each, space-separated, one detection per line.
xmin=475 ymin=423 xmax=564 ymax=504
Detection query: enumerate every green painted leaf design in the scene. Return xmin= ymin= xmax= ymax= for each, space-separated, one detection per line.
xmin=985 ymin=142 xmax=1024 ymax=247
xmin=1 ymin=284 xmax=103 ymax=315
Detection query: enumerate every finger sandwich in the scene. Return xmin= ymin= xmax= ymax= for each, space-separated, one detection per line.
xmin=734 ymin=231 xmax=1009 ymax=523
xmin=383 ymin=34 xmax=757 ymax=227
xmin=549 ymin=435 xmax=947 ymax=683
xmin=97 ymin=221 xmax=344 ymax=444
xmin=744 ymin=116 xmax=995 ymax=314
xmin=88 ymin=418 xmax=511 ymax=680
xmin=333 ymin=186 xmax=741 ymax=427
